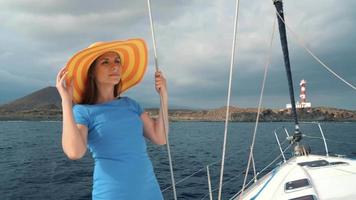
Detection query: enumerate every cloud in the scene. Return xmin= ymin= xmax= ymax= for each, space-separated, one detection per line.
xmin=0 ymin=0 xmax=355 ymax=109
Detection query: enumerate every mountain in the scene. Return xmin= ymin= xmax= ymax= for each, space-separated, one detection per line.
xmin=0 ymin=86 xmax=61 ymax=120
xmin=0 ymin=86 xmax=61 ymax=112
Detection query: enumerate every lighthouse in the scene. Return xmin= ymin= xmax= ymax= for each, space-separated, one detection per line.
xmin=286 ymin=79 xmax=312 ymax=109
xmin=300 ymin=80 xmax=307 ymax=104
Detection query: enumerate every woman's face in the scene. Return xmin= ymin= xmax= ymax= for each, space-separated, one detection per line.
xmin=93 ymin=51 xmax=122 ymax=86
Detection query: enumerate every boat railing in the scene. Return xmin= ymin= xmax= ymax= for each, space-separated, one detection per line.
xmin=273 ymin=122 xmax=330 ymax=158
xmin=228 ymin=143 xmax=293 ymax=200
xmin=229 ymin=122 xmax=329 ymax=200
xmin=161 ymin=149 xmax=246 ymax=194
xmin=301 ymin=122 xmax=329 ymax=156
xmin=161 ymin=139 xmax=292 ymax=199
xmin=205 ymin=140 xmax=292 ymax=200
xmin=163 ymin=122 xmax=338 ymax=199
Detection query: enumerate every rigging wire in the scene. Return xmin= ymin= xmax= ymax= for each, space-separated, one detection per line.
xmin=239 ymin=15 xmax=277 ymax=200
xmin=274 ymin=10 xmax=356 ymax=91
xmin=218 ymin=0 xmax=241 ymax=199
xmin=230 ymin=143 xmax=293 ymax=200
xmin=146 ymin=1 xmax=177 ymax=199
xmin=304 ymin=135 xmax=356 ymax=146
xmin=163 ymin=139 xmax=289 ymax=194
xmin=161 ymin=148 xmax=248 ymax=193
xmin=199 ymin=139 xmax=288 ymax=200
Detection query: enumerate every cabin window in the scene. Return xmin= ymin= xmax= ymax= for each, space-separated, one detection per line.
xmin=285 ymin=178 xmax=310 ymax=191
xmin=329 ymin=161 xmax=348 ymax=165
xmin=298 ymin=160 xmax=329 ymax=167
xmin=289 ymin=195 xmax=316 ymax=200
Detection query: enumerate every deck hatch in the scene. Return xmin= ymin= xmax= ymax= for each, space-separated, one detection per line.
xmin=298 ymin=159 xmax=329 ymax=167
xmin=289 ymin=195 xmax=316 ymax=200
xmin=285 ymin=178 xmax=310 ymax=191
xmin=329 ymin=161 xmax=348 ymax=165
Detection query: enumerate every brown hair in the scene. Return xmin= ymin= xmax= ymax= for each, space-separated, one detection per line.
xmin=81 ymin=58 xmax=122 ymax=105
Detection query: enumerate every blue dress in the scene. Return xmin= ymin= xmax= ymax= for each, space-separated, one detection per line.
xmin=73 ymin=97 xmax=163 ymax=200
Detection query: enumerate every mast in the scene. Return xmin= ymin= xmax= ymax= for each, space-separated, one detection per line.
xmin=273 ymin=0 xmax=302 ymax=143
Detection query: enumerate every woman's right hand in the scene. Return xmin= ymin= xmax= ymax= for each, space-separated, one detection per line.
xmin=56 ymin=67 xmax=73 ymax=104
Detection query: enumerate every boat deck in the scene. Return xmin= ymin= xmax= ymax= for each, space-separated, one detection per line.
xmin=237 ymin=154 xmax=356 ymax=200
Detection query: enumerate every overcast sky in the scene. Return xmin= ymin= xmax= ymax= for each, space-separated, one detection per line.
xmin=0 ymin=0 xmax=355 ymax=110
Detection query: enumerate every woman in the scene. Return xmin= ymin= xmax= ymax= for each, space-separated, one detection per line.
xmin=56 ymin=39 xmax=167 ymax=199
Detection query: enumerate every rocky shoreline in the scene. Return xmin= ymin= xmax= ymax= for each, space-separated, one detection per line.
xmin=166 ymin=107 xmax=356 ymax=122
xmin=0 ymin=86 xmax=355 ymax=122
xmin=1 ymin=106 xmax=355 ymax=122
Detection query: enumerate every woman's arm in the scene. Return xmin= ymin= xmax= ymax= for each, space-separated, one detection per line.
xmin=142 ymin=71 xmax=169 ymax=145
xmin=57 ymin=67 xmax=88 ymax=160
xmin=61 ymin=101 xmax=88 ymax=160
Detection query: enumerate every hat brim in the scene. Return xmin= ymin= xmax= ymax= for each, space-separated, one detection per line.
xmin=65 ymin=38 xmax=148 ymax=104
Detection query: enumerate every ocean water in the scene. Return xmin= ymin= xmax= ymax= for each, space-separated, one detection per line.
xmin=0 ymin=121 xmax=355 ymax=200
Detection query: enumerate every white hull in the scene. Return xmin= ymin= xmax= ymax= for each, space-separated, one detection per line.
xmin=236 ymin=154 xmax=356 ymax=200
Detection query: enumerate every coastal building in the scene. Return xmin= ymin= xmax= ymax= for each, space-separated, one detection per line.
xmin=286 ymin=79 xmax=312 ymax=109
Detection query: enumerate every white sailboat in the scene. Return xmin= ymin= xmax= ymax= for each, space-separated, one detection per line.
xmin=145 ymin=0 xmax=356 ymax=199
xmin=234 ymin=153 xmax=356 ymax=200
xmin=227 ymin=0 xmax=356 ymax=200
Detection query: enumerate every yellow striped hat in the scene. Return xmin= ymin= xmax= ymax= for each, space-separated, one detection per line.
xmin=64 ymin=38 xmax=148 ymax=104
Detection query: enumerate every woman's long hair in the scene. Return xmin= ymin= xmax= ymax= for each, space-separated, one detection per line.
xmin=81 ymin=58 xmax=122 ymax=105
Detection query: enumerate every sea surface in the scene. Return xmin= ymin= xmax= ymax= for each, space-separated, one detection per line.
xmin=0 ymin=121 xmax=355 ymax=200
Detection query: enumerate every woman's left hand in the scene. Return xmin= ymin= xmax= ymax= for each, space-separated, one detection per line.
xmin=155 ymin=71 xmax=167 ymax=96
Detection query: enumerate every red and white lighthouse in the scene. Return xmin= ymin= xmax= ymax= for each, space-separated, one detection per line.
xmin=286 ymin=79 xmax=311 ymax=109
xmin=300 ymin=79 xmax=307 ymax=104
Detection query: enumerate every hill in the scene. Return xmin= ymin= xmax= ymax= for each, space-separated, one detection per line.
xmin=0 ymin=86 xmax=355 ymax=121
xmin=0 ymin=86 xmax=61 ymax=120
